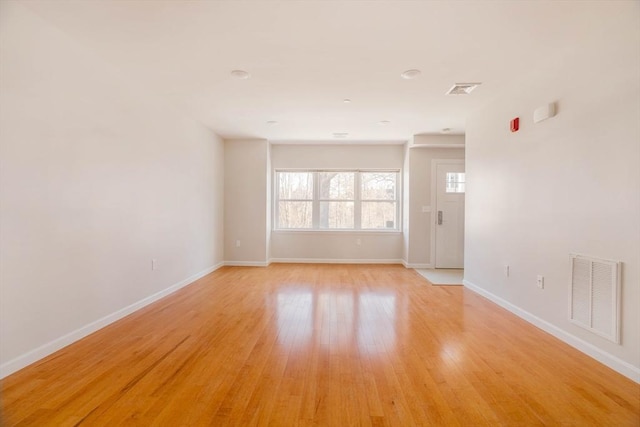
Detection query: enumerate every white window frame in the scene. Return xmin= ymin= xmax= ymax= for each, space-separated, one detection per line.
xmin=274 ymin=169 xmax=401 ymax=232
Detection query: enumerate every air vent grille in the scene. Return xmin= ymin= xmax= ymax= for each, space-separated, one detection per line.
xmin=569 ymin=254 xmax=621 ymax=343
xmin=446 ymin=83 xmax=481 ymax=95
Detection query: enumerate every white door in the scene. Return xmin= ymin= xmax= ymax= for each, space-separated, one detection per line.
xmin=435 ymin=162 xmax=465 ymax=268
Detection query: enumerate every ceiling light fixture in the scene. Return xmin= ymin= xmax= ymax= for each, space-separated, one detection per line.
xmin=446 ymin=82 xmax=481 ymax=95
xmin=401 ymin=69 xmax=421 ymax=80
xmin=230 ymin=69 xmax=251 ymax=80
xmin=266 ymin=120 xmax=278 ymax=125
xmin=378 ymin=120 xmax=391 ymax=125
xmin=343 ymin=99 xmax=352 ymax=104
xmin=333 ymin=132 xmax=349 ymax=139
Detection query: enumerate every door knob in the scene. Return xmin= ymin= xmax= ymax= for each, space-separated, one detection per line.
xmin=438 ymin=210 xmax=443 ymax=225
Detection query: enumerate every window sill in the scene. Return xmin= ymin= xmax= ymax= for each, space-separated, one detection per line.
xmin=272 ymin=229 xmax=402 ymax=236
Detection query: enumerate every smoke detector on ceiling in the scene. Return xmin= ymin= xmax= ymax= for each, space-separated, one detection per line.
xmin=446 ymin=82 xmax=481 ymax=95
xmin=230 ymin=69 xmax=251 ymax=79
xmin=401 ymin=69 xmax=421 ymax=80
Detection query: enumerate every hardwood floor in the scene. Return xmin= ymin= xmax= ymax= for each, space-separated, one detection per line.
xmin=2 ymin=264 xmax=639 ymax=426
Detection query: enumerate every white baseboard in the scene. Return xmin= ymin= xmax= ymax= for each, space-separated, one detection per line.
xmin=0 ymin=262 xmax=224 ymax=379
xmin=405 ymin=263 xmax=433 ymax=269
xmin=224 ymin=260 xmax=270 ymax=267
xmin=269 ymin=258 xmax=403 ymax=265
xmin=463 ymin=279 xmax=640 ymax=383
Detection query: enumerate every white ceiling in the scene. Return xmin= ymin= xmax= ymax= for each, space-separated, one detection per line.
xmin=22 ymin=0 xmax=609 ymax=142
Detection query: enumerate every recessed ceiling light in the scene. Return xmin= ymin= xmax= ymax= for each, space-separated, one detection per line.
xmin=401 ymin=69 xmax=421 ymax=80
xmin=446 ymin=82 xmax=481 ymax=95
xmin=378 ymin=120 xmax=391 ymax=125
xmin=266 ymin=120 xmax=278 ymax=125
xmin=343 ymin=99 xmax=352 ymax=104
xmin=230 ymin=69 xmax=250 ymax=80
xmin=333 ymin=132 xmax=349 ymax=138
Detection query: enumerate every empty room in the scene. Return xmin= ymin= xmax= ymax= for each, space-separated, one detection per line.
xmin=1 ymin=1 xmax=638 ymax=425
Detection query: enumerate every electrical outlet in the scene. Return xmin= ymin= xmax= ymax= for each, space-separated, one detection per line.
xmin=504 ymin=265 xmax=510 ymax=277
xmin=236 ymin=240 xmax=241 ymax=247
xmin=537 ymin=275 xmax=544 ymax=289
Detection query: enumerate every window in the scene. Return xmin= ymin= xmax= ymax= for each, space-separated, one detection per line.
xmin=361 ymin=172 xmax=397 ymax=229
xmin=275 ymin=170 xmax=400 ymax=231
xmin=319 ymin=172 xmax=354 ymax=229
xmin=445 ymin=172 xmax=465 ymax=193
xmin=277 ymin=172 xmax=313 ymax=229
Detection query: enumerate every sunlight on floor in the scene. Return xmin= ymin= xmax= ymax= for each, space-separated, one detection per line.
xmin=415 ymin=268 xmax=464 ymax=285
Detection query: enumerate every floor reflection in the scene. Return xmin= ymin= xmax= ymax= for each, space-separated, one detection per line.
xmin=276 ymin=288 xmax=313 ymax=350
xmin=358 ymin=292 xmax=396 ymax=354
xmin=275 ymin=287 xmax=396 ymax=354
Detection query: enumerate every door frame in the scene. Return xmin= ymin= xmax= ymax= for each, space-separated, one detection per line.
xmin=430 ymin=159 xmax=465 ymax=268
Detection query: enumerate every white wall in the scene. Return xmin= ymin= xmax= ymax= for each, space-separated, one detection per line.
xmin=270 ymin=144 xmax=404 ymax=262
xmin=404 ymin=136 xmax=465 ymax=267
xmin=0 ymin=2 xmax=225 ymax=376
xmin=224 ymin=139 xmax=269 ymax=265
xmin=411 ymin=134 xmax=464 ymax=147
xmin=464 ymin=3 xmax=640 ymax=380
xmin=266 ymin=143 xmax=272 ymax=262
xmin=402 ymin=143 xmax=411 ymax=263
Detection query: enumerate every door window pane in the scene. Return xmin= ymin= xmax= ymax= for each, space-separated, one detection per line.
xmin=445 ymin=172 xmax=465 ymax=193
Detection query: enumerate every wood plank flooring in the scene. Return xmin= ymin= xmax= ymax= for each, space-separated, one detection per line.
xmin=2 ymin=264 xmax=639 ymax=426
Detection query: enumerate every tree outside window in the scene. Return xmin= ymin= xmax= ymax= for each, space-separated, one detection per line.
xmin=276 ymin=170 xmax=399 ymax=231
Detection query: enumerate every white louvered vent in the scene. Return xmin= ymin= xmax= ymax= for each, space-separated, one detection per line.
xmin=569 ymin=254 xmax=621 ymax=343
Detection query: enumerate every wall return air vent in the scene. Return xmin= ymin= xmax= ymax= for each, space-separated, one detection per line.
xmin=569 ymin=254 xmax=621 ymax=343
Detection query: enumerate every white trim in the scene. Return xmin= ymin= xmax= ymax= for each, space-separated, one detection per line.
xmin=401 ymin=259 xmax=434 ymax=269
xmin=272 ymin=230 xmax=402 ymax=235
xmin=463 ymin=279 xmax=640 ymax=383
xmin=270 ymin=140 xmax=406 ymax=146
xmin=405 ymin=263 xmax=433 ymax=269
xmin=269 ymin=258 xmax=403 ymax=265
xmin=410 ymin=144 xmax=465 ymax=149
xmin=224 ymin=261 xmax=270 ymax=267
xmin=430 ymin=159 xmax=465 ymax=268
xmin=0 ymin=262 xmax=225 ymax=379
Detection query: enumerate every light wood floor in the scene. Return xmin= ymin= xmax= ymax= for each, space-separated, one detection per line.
xmin=2 ymin=264 xmax=639 ymax=426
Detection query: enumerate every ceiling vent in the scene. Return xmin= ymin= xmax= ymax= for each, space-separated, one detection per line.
xmin=446 ymin=83 xmax=481 ymax=95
